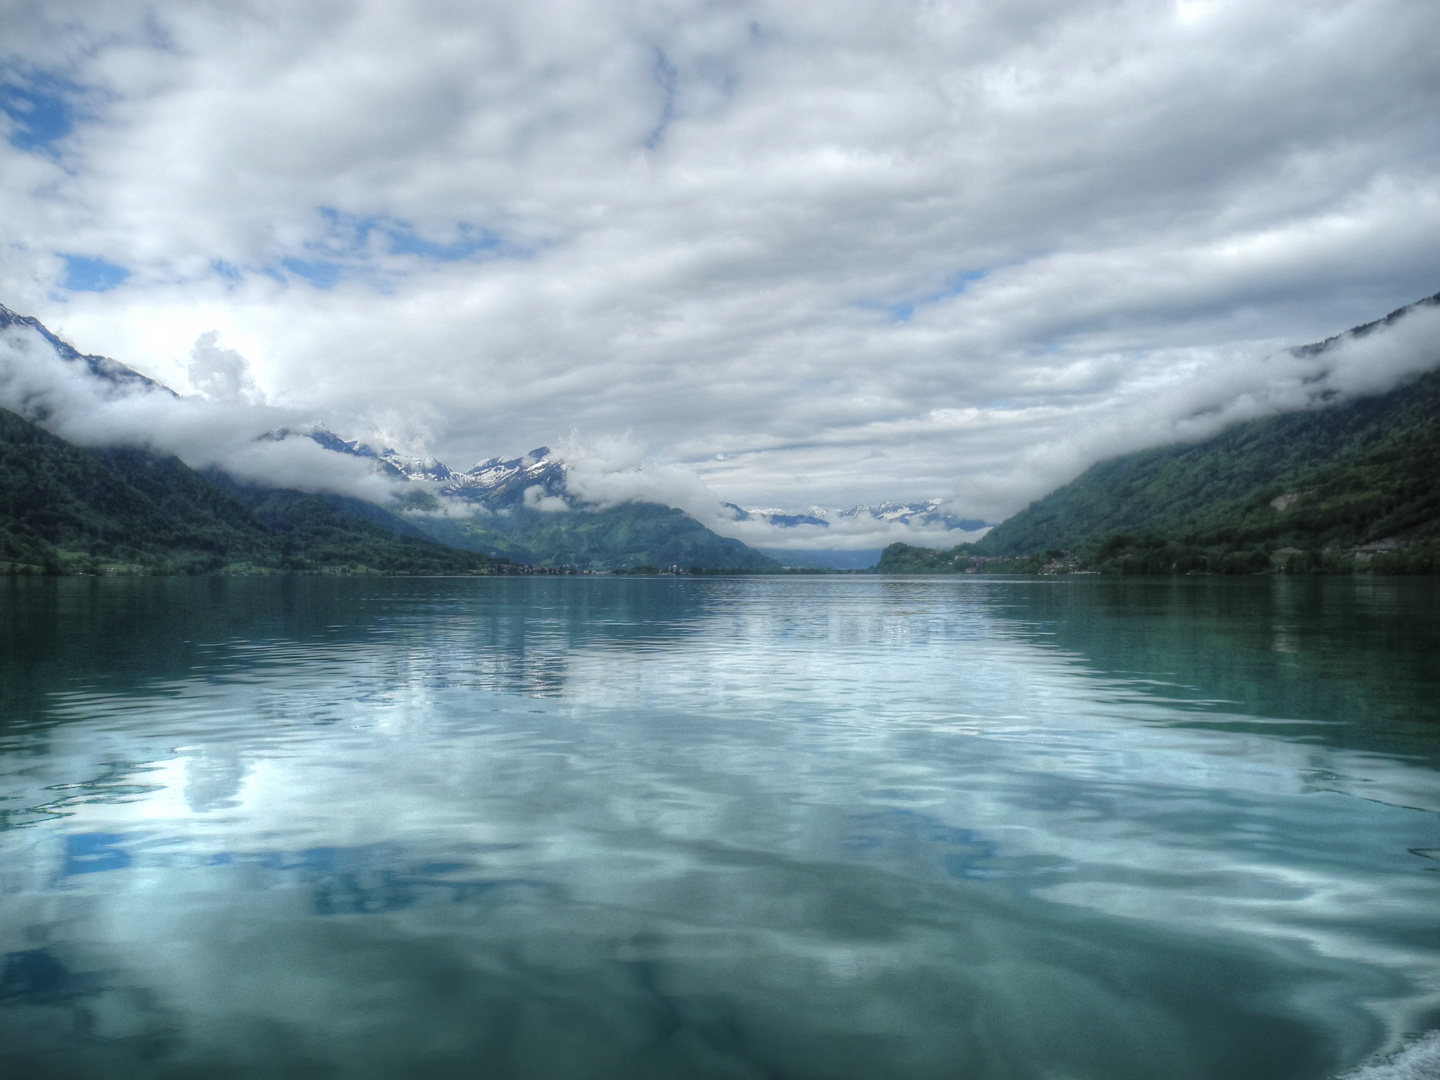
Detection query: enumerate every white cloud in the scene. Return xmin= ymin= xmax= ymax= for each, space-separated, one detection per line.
xmin=1 ymin=0 xmax=1437 ymax=522
xmin=521 ymin=482 xmax=569 ymax=512
xmin=560 ymin=432 xmax=721 ymax=513
xmin=187 ymin=330 xmax=264 ymax=405
xmin=0 ymin=321 xmax=400 ymax=503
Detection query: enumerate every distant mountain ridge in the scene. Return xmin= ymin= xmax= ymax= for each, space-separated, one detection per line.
xmin=286 ymin=434 xmax=773 ymax=568
xmin=327 ymin=436 xmax=985 ymax=538
xmin=297 ymin=421 xmax=986 ymax=566
xmin=299 ymin=432 xmax=567 ymax=510
xmin=726 ymin=498 xmax=988 ymax=534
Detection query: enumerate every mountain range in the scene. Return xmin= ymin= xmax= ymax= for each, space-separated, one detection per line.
xmin=317 ymin=429 xmax=988 ymax=545
xmin=4 ymin=291 xmax=1437 ymax=576
xmin=287 ymin=437 xmax=778 ymax=570
xmin=275 ymin=406 xmax=992 ymax=569
xmin=724 ymin=499 xmax=987 ymax=532
xmin=0 ymin=303 xmax=784 ymax=572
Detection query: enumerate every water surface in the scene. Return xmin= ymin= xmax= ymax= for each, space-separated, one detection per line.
xmin=1 ymin=575 xmax=1437 ymax=1079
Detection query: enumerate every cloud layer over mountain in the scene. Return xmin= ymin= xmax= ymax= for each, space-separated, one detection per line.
xmin=0 ymin=318 xmax=397 ymax=502
xmin=2 ymin=0 xmax=1438 ymax=519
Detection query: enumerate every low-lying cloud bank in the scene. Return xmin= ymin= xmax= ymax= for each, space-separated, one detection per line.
xmin=2 ymin=318 xmax=980 ymax=550
xmin=0 ymin=322 xmax=400 ymax=504
xmin=547 ymin=294 xmax=1440 ymax=547
xmin=553 ymin=435 xmax=991 ymax=550
xmin=692 ymin=293 xmax=1440 ymax=527
xmin=717 ymin=513 xmax=989 ymax=554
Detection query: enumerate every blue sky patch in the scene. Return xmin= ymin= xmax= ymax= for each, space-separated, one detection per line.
xmin=0 ymin=72 xmax=83 ymax=153
xmin=61 ymin=254 xmax=130 ymax=292
xmin=315 ymin=206 xmax=375 ymax=253
xmin=260 ymin=208 xmax=511 ymax=287
xmin=388 ymin=223 xmax=500 ymax=261
xmin=317 ymin=207 xmax=504 ymax=262
xmin=873 ymin=268 xmax=990 ymax=323
xmin=282 ymin=257 xmax=342 ymax=289
xmin=222 ymin=207 xmax=524 ymax=289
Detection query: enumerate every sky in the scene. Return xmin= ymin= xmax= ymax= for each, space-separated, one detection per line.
xmin=1 ymin=0 xmax=1438 ymax=532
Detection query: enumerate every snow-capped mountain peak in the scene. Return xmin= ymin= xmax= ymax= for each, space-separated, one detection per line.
xmin=440 ymin=447 xmax=569 ymax=509
xmin=378 ymin=452 xmax=454 ymax=482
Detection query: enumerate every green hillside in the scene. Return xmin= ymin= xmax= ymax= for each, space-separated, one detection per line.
xmin=949 ymin=359 xmax=1440 ymax=573
xmin=0 ymin=399 xmax=775 ymax=575
xmin=391 ymin=510 xmax=535 ymax=564
xmin=0 ymin=407 xmax=501 ymax=575
xmin=197 ymin=472 xmax=507 ymax=574
xmin=410 ymin=503 xmax=780 ymax=571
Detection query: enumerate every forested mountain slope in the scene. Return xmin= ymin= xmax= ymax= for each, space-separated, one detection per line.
xmin=0 ymin=407 xmax=500 ymax=575
xmin=975 ymin=366 xmax=1440 ymax=560
xmin=411 ymin=503 xmax=780 ymax=571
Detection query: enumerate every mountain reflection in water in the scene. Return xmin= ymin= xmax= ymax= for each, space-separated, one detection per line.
xmin=0 ymin=575 xmax=1437 ymax=1080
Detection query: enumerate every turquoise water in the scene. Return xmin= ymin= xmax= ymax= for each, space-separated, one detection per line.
xmin=1 ymin=575 xmax=1437 ymax=1079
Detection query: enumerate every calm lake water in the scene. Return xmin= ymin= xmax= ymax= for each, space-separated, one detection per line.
xmin=1 ymin=575 xmax=1437 ymax=1079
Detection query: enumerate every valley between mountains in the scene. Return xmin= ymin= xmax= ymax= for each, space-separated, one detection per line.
xmin=1 ymin=294 xmax=1438 ymax=576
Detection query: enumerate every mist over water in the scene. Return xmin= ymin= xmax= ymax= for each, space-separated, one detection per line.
xmin=1 ymin=575 xmax=1437 ymax=1079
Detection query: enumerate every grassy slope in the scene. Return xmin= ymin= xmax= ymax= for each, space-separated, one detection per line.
xmin=505 ymin=504 xmax=780 ymax=570
xmin=877 ymin=544 xmax=1048 ymax=574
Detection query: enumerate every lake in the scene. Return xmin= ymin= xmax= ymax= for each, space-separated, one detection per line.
xmin=1 ymin=575 xmax=1437 ymax=1079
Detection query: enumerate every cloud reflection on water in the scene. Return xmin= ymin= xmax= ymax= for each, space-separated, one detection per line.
xmin=0 ymin=576 xmax=1437 ymax=1079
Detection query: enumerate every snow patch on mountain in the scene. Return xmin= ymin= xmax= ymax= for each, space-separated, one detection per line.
xmin=726 ymin=499 xmax=989 ymax=535
xmin=443 ymin=447 xmax=569 ymax=509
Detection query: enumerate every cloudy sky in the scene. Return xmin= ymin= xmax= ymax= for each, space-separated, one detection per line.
xmin=2 ymin=0 xmax=1438 ymax=524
